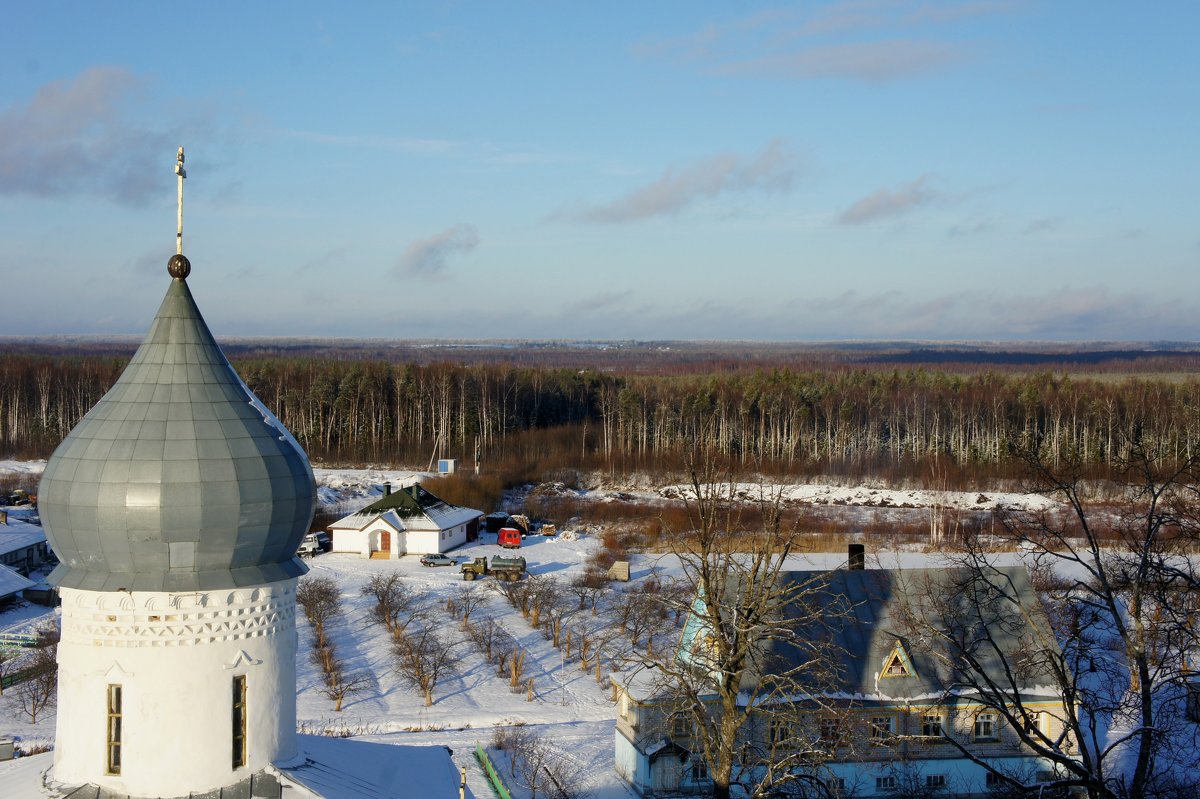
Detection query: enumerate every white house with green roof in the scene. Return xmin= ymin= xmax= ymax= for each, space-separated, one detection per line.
xmin=327 ymin=483 xmax=482 ymax=558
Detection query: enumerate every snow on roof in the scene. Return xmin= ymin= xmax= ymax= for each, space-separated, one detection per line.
xmin=277 ymin=735 xmax=469 ymax=799
xmin=0 ymin=565 xmax=34 ymax=599
xmin=0 ymin=523 xmax=45 ymax=558
xmin=329 ymin=485 xmax=481 ymax=533
xmin=0 ymin=750 xmax=53 ymax=799
xmin=614 ymin=662 xmax=697 ymax=704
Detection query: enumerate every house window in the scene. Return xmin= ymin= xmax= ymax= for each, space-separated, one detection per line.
xmin=1023 ymin=710 xmax=1047 ymax=736
xmin=881 ymin=641 xmax=912 ymax=677
xmin=926 ymin=774 xmax=946 ymax=788
xmin=868 ymin=715 xmax=895 ymax=744
xmin=769 ymin=717 xmax=792 ymax=746
xmin=818 ymin=717 xmax=845 ymax=747
xmin=986 ymin=772 xmax=1001 ymax=786
xmin=921 ymin=712 xmax=943 ymax=738
xmin=974 ymin=711 xmax=999 ymax=741
xmin=875 ymin=775 xmax=896 ymax=790
xmin=232 ymin=675 xmax=247 ymax=769
xmin=1187 ymin=683 xmax=1200 ymax=722
xmin=671 ymin=713 xmax=690 ymax=739
xmin=690 ymin=758 xmax=708 ymax=781
xmin=106 ymin=684 xmax=122 ymax=775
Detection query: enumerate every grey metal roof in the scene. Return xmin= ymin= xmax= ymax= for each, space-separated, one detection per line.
xmin=37 ymin=276 xmax=316 ymax=592
xmin=0 ymin=564 xmax=35 ymax=599
xmin=750 ymin=566 xmax=1060 ymax=700
xmin=0 ymin=521 xmax=46 ymax=557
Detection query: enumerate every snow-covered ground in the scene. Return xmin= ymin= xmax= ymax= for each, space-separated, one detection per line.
xmin=0 ymin=460 xmax=1116 ymax=799
xmin=2 ymin=459 xmax=1058 ymax=517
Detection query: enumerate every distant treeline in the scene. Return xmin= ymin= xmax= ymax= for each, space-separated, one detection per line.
xmin=6 ymin=338 xmax=1200 ymax=374
xmin=4 ymin=354 xmax=1200 ymax=483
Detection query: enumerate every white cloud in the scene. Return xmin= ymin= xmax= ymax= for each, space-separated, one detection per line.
xmin=0 ymin=67 xmax=180 ymax=204
xmin=395 ymin=224 xmax=480 ymax=280
xmin=636 ymin=1 xmax=1018 ymax=83
xmin=559 ymin=139 xmax=799 ymax=224
xmin=566 ymin=290 xmax=634 ymax=315
xmin=280 ymin=129 xmax=457 ymax=155
xmin=1024 ymin=217 xmax=1063 ymax=234
xmin=719 ymin=39 xmax=962 ymax=82
xmin=839 ymin=175 xmax=940 ymax=224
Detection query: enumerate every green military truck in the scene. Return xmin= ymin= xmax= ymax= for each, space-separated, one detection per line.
xmin=461 ymin=555 xmax=526 ymax=581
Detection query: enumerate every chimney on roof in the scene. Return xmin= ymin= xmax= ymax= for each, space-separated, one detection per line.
xmin=848 ymin=543 xmax=865 ymax=570
xmin=383 ymin=483 xmax=391 ymax=496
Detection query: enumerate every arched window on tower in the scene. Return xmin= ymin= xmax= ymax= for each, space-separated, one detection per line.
xmin=232 ymin=675 xmax=247 ymax=769
xmin=106 ymin=684 xmax=122 ymax=775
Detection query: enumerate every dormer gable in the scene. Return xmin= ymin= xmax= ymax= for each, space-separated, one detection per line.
xmin=881 ymin=639 xmax=915 ymax=678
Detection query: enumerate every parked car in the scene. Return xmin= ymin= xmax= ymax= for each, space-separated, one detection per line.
xmin=420 ymin=553 xmax=456 ymax=567
xmin=312 ymin=531 xmax=332 ymax=551
xmin=497 ymin=527 xmax=522 ymax=549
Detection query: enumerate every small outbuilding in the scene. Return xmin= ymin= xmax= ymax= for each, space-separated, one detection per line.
xmin=0 ymin=522 xmax=48 ymax=577
xmin=328 ymin=483 xmax=482 ymax=558
xmin=0 ymin=564 xmax=34 ymax=607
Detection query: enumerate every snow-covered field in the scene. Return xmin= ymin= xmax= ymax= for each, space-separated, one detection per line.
xmin=0 ymin=461 xmax=1067 ymax=798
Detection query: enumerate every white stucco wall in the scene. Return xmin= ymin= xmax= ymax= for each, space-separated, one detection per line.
xmin=331 ymin=516 xmax=472 ymax=557
xmin=53 ymin=581 xmax=299 ymax=797
xmin=614 ymin=730 xmax=650 ymax=795
xmin=331 ymin=520 xmax=407 ymax=557
xmin=406 ymin=521 xmax=466 ymax=554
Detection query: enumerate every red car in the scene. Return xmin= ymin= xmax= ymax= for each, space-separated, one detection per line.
xmin=497 ymin=527 xmax=522 ymax=548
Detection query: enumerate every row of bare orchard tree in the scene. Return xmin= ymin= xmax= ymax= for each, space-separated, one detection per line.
xmin=5 ymin=354 xmax=1200 ymax=475
xmin=0 ymin=624 xmax=59 ymax=726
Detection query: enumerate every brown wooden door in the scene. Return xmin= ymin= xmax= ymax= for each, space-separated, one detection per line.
xmin=371 ymin=530 xmax=392 ymax=558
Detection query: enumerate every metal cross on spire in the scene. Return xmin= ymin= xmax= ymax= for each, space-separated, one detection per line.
xmin=175 ymin=146 xmax=187 ymax=255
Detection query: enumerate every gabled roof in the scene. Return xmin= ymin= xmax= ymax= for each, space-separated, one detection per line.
xmin=687 ymin=566 xmax=1060 ymax=702
xmin=329 ymin=484 xmax=481 ymax=532
xmin=880 ymin=639 xmax=916 ymax=679
xmin=278 ymin=734 xmax=469 ymax=799
xmin=0 ymin=563 xmax=34 ymax=599
xmin=0 ymin=522 xmax=46 ymax=557
xmin=354 ymin=484 xmax=450 ymax=518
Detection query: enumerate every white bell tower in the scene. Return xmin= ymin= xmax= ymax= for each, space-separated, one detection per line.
xmin=39 ymin=148 xmax=316 ymax=797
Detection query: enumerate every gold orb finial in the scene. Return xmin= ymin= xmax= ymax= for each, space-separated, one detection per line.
xmin=168 ymin=254 xmax=191 ymax=279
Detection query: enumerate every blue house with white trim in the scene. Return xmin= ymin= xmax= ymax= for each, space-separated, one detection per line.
xmin=614 ymin=564 xmax=1073 ymax=797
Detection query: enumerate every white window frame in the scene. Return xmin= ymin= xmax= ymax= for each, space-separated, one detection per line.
xmin=974 ymin=711 xmax=999 ymax=742
xmin=868 ymin=715 xmax=896 ymax=745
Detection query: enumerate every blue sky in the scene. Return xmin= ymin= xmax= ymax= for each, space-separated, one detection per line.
xmin=2 ymin=2 xmax=1197 ymax=341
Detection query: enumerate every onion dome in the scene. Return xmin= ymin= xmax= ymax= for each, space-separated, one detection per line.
xmin=38 ymin=260 xmax=316 ymax=592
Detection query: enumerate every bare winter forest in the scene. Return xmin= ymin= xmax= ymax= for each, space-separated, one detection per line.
xmin=4 ymin=341 xmax=1200 ymax=493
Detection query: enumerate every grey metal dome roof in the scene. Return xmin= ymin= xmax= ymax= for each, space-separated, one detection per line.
xmin=38 ymin=275 xmax=315 ymax=592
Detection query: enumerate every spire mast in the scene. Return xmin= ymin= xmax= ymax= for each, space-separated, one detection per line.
xmin=175 ymin=146 xmax=187 ymax=255
xmin=168 ymin=147 xmax=192 ymax=280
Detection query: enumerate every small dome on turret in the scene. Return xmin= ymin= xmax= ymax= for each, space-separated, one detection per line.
xmin=38 ymin=266 xmax=315 ymax=592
